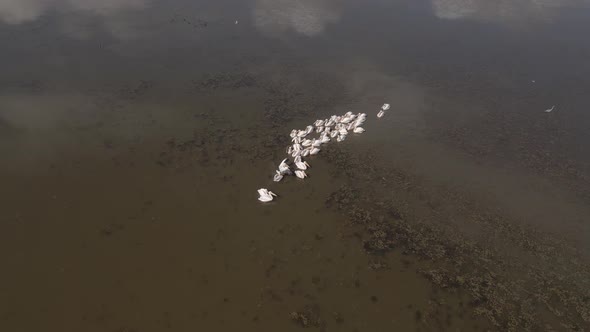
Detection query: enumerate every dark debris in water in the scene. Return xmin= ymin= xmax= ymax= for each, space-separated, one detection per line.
xmin=322 ymin=145 xmax=590 ymax=331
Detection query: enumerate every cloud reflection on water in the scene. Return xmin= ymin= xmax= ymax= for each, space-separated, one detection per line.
xmin=431 ymin=0 xmax=589 ymax=23
xmin=253 ymin=0 xmax=342 ymax=37
xmin=0 ymin=0 xmax=150 ymax=39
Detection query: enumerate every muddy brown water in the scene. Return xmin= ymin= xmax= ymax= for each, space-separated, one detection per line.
xmin=1 ymin=0 xmax=590 ymax=331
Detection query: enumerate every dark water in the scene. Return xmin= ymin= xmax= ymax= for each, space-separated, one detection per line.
xmin=1 ymin=0 xmax=590 ymax=331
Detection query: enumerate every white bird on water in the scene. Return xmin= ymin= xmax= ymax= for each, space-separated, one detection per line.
xmin=381 ymin=103 xmax=390 ymax=111
xmin=377 ymin=110 xmax=385 ymax=118
xmin=295 ymin=160 xmax=310 ymax=170
xmin=310 ymin=147 xmax=320 ymax=155
xmin=257 ymin=188 xmax=277 ymax=202
xmin=353 ymin=127 xmax=365 ymax=133
xmin=278 ymin=159 xmax=291 ymax=174
xmin=295 ymin=170 xmax=307 ymax=179
xmin=273 ymin=170 xmax=283 ymax=182
xmin=545 ymin=105 xmax=555 ymax=113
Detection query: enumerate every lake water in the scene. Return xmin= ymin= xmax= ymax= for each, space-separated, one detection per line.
xmin=1 ymin=0 xmax=589 ymax=331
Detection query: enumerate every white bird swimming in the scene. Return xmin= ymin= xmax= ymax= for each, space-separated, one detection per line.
xmin=337 ymin=135 xmax=346 ymax=142
xmin=305 ymin=125 xmax=314 ymax=135
xmin=381 ymin=103 xmax=390 ymax=111
xmin=320 ymin=134 xmax=330 ymax=144
xmin=545 ymin=105 xmax=555 ymax=113
xmin=295 ymin=170 xmax=307 ymax=179
xmin=295 ymin=160 xmax=310 ymax=170
xmin=330 ymin=130 xmax=338 ymax=138
xmin=310 ymin=147 xmax=320 ymax=155
xmin=316 ymin=126 xmax=324 ymax=133
xmin=301 ymin=139 xmax=312 ymax=147
xmin=314 ymin=119 xmax=325 ymax=127
xmin=273 ymin=170 xmax=283 ymax=182
xmin=377 ymin=110 xmax=385 ymax=118
xmin=353 ymin=127 xmax=365 ymax=133
xmin=301 ymin=148 xmax=310 ymax=157
xmin=297 ymin=130 xmax=307 ymax=138
xmin=258 ymin=188 xmax=277 ymax=202
xmin=289 ymin=129 xmax=297 ymax=138
xmin=278 ymin=159 xmax=291 ymax=174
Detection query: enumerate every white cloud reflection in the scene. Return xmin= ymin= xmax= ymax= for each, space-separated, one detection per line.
xmin=0 ymin=0 xmax=149 ymax=25
xmin=253 ymin=0 xmax=342 ymax=37
xmin=432 ymin=0 xmax=589 ymax=23
xmin=0 ymin=0 xmax=150 ymax=39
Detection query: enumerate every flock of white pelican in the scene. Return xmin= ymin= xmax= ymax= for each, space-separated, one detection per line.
xmin=258 ymin=103 xmax=390 ymax=202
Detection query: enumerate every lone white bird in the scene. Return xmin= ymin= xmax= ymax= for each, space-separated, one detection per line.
xmin=295 ymin=170 xmax=307 ymax=179
xmin=381 ymin=103 xmax=390 ymax=111
xmin=377 ymin=110 xmax=385 ymax=118
xmin=257 ymin=188 xmax=277 ymax=202
xmin=545 ymin=105 xmax=555 ymax=113
xmin=353 ymin=127 xmax=365 ymax=133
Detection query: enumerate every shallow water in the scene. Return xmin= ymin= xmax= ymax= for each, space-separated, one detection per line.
xmin=1 ymin=0 xmax=590 ymax=331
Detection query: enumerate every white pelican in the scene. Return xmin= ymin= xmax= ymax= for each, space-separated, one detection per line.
xmin=545 ymin=105 xmax=555 ymax=113
xmin=297 ymin=130 xmax=307 ymax=138
xmin=301 ymin=148 xmax=310 ymax=157
xmin=353 ymin=127 xmax=365 ymax=133
xmin=295 ymin=170 xmax=307 ymax=179
xmin=314 ymin=120 xmax=324 ymax=127
xmin=320 ymin=135 xmax=330 ymax=144
xmin=295 ymin=161 xmax=310 ymax=170
xmin=292 ymin=143 xmax=302 ymax=151
xmin=290 ymin=130 xmax=297 ymax=138
xmin=310 ymin=147 xmax=320 ymax=155
xmin=305 ymin=125 xmax=314 ymax=135
xmin=338 ymin=128 xmax=348 ymax=135
xmin=301 ymin=139 xmax=312 ymax=147
xmin=286 ymin=146 xmax=293 ymax=154
xmin=381 ymin=103 xmax=390 ymax=111
xmin=292 ymin=150 xmax=301 ymax=157
xmin=377 ymin=110 xmax=385 ymax=118
xmin=258 ymin=188 xmax=277 ymax=202
xmin=316 ymin=126 xmax=324 ymax=133
xmin=337 ymin=135 xmax=346 ymax=142
xmin=292 ymin=136 xmax=301 ymax=144
xmin=273 ymin=170 xmax=283 ymax=182
xmin=278 ymin=159 xmax=290 ymax=174
xmin=330 ymin=130 xmax=338 ymax=138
